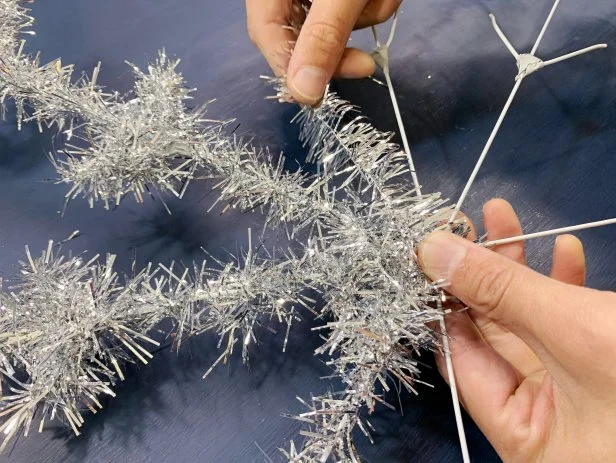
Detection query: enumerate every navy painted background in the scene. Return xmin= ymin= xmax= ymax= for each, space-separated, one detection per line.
xmin=0 ymin=1 xmax=614 ymax=461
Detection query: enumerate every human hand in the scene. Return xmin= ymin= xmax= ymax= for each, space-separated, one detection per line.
xmin=246 ymin=0 xmax=402 ymax=105
xmin=418 ymin=199 xmax=616 ymax=462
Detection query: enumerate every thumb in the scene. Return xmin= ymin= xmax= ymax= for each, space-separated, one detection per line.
xmin=286 ymin=0 xmax=370 ymax=105
xmin=418 ymin=231 xmax=586 ymax=359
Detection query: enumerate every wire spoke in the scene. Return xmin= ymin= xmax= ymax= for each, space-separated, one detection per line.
xmin=483 ymin=218 xmax=616 ymax=247
xmin=452 ymin=0 xmax=607 ymax=220
xmin=372 ymin=8 xmax=422 ymax=194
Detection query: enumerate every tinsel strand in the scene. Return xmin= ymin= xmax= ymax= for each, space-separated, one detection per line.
xmin=0 ymin=2 xmax=458 ymax=459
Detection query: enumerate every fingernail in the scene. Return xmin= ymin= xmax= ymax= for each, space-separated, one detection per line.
xmin=290 ymin=66 xmax=327 ymax=102
xmin=418 ymin=232 xmax=468 ymax=281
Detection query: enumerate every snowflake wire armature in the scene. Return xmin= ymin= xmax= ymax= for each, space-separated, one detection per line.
xmin=371 ymin=9 xmax=470 ymax=461
xmin=451 ymin=0 xmax=608 ymax=222
xmin=370 ymin=9 xmax=422 ymax=195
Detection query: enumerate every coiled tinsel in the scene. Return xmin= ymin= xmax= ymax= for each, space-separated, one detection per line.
xmin=0 ymin=2 xmax=461 ymax=459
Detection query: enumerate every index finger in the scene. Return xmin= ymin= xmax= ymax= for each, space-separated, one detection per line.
xmin=246 ymin=0 xmax=297 ymax=76
xmin=483 ymin=199 xmax=526 ymax=265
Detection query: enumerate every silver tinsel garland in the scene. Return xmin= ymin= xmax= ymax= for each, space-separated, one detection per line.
xmin=0 ymin=0 xmax=608 ymax=461
xmin=0 ymin=1 xmax=458 ymax=460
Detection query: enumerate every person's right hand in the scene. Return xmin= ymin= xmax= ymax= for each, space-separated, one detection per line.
xmin=418 ymin=199 xmax=616 ymax=462
xmin=246 ymin=0 xmax=402 ymax=105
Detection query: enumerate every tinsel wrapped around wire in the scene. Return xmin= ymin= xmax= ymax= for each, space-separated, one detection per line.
xmin=0 ymin=194 xmax=454 ymax=458
xmin=0 ymin=1 xmax=229 ymax=208
xmin=0 ymin=241 xmax=311 ymax=449
xmin=0 ymin=1 xmax=465 ymax=460
xmin=0 ymin=246 xmax=159 ymax=447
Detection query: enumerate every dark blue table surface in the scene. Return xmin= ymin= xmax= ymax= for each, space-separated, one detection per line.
xmin=0 ymin=1 xmax=615 ymax=462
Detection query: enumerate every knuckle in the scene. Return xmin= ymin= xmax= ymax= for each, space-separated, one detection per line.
xmin=468 ymin=260 xmax=515 ymax=318
xmin=303 ymin=21 xmax=347 ymax=58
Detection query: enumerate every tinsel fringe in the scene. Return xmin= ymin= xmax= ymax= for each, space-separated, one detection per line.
xmin=1 ymin=0 xmax=462 ymax=460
